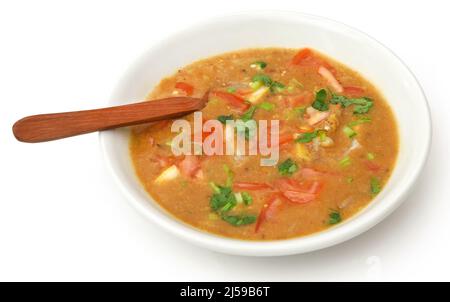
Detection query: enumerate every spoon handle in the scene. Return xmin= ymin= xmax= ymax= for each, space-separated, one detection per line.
xmin=12 ymin=97 xmax=205 ymax=143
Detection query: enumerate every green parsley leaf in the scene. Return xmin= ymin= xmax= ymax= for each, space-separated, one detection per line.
xmin=312 ymin=89 xmax=329 ymax=111
xmin=270 ymin=81 xmax=285 ymax=93
xmin=241 ymin=106 xmax=257 ymax=122
xmin=328 ymin=210 xmax=342 ymax=225
xmin=295 ymin=131 xmax=318 ymax=143
xmin=252 ymin=74 xmax=273 ymax=86
xmin=221 ymin=214 xmax=257 ymax=226
xmin=241 ymin=192 xmax=253 ymax=205
xmin=210 ymin=186 xmax=236 ymax=212
xmin=278 ymin=158 xmax=298 ymax=176
xmin=217 ymin=114 xmax=234 ymax=124
xmin=330 ymin=93 xmax=374 ymax=114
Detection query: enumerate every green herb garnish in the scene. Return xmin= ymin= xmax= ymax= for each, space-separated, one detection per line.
xmin=217 ymin=114 xmax=234 ymax=124
xmin=241 ymin=106 xmax=257 ymax=122
xmin=226 ymin=87 xmax=237 ymax=93
xmin=278 ymin=158 xmax=298 ymax=176
xmin=252 ymin=74 xmax=273 ymax=87
xmin=221 ymin=214 xmax=257 ymax=226
xmin=370 ymin=177 xmax=381 ymax=195
xmin=330 ymin=94 xmax=374 ymax=114
xmin=339 ymin=156 xmax=351 ymax=167
xmin=367 ymin=153 xmax=375 ymax=160
xmin=311 ymin=89 xmax=329 ymax=111
xmin=328 ymin=210 xmax=342 ymax=225
xmin=348 ymin=116 xmax=372 ymax=127
xmin=210 ymin=185 xmax=236 ymax=212
xmin=295 ymin=131 xmax=318 ymax=143
xmin=270 ymin=81 xmax=285 ymax=93
xmin=251 ymin=61 xmax=267 ymax=70
xmin=343 ymin=125 xmax=357 ymax=138
xmin=241 ymin=192 xmax=253 ymax=205
xmin=259 ymin=102 xmax=275 ymax=111
xmin=209 ymin=183 xmax=257 ymax=227
xmin=223 ymin=164 xmax=234 ymax=187
xmin=251 ymin=74 xmax=285 ymax=93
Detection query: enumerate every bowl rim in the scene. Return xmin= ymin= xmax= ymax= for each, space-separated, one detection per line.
xmin=99 ymin=11 xmax=432 ymax=256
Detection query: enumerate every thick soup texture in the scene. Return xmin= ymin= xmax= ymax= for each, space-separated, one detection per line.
xmin=129 ymin=48 xmax=398 ymax=240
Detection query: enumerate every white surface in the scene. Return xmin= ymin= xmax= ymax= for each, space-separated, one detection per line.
xmin=0 ymin=0 xmax=448 ymax=281
xmin=101 ymin=12 xmax=431 ymax=256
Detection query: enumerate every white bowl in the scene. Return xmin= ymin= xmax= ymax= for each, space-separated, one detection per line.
xmin=100 ymin=11 xmax=431 ymax=256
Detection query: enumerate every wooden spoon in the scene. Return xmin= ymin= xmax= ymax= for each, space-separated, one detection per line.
xmin=12 ymin=96 xmax=207 ymax=143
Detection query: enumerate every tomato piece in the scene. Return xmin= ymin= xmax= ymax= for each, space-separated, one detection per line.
xmin=343 ymin=86 xmax=365 ymax=97
xmin=274 ymin=178 xmax=322 ymax=194
xmin=291 ymin=48 xmax=313 ymax=65
xmin=299 ymin=168 xmax=326 ymax=179
xmin=233 ymin=182 xmax=272 ymax=191
xmin=365 ymin=160 xmax=381 ymax=172
xmin=235 ymin=88 xmax=253 ymax=96
xmin=318 ymin=66 xmax=343 ymax=93
xmin=255 ymin=194 xmax=283 ymax=233
xmin=282 ymin=190 xmax=316 ymax=204
xmin=277 ymin=133 xmax=294 ymax=146
xmin=177 ymin=155 xmax=201 ymax=178
xmin=211 ymin=91 xmax=250 ymax=112
xmin=155 ymin=155 xmax=176 ymax=168
xmin=175 ymin=82 xmax=194 ymax=96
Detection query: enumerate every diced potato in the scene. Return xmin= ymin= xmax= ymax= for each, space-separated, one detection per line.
xmin=154 ymin=165 xmax=180 ymax=183
xmin=248 ymin=86 xmax=269 ymax=104
xmin=295 ymin=143 xmax=311 ymax=161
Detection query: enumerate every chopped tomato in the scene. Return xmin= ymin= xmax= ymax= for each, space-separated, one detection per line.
xmin=255 ymin=194 xmax=283 ymax=233
xmin=178 ymin=155 xmax=201 ymax=178
xmin=299 ymin=168 xmax=326 ymax=179
xmin=277 ymin=133 xmax=294 ymax=146
xmin=211 ymin=91 xmax=250 ymax=112
xmin=305 ymin=106 xmax=330 ymax=125
xmin=343 ymin=86 xmax=365 ymax=97
xmin=318 ymin=66 xmax=343 ymax=93
xmin=365 ymin=160 xmax=381 ymax=172
xmin=235 ymin=88 xmax=253 ymax=96
xmin=274 ymin=178 xmax=323 ymax=194
xmin=282 ymin=191 xmax=316 ymax=204
xmin=233 ymin=182 xmax=272 ymax=191
xmin=291 ymin=48 xmax=313 ymax=65
xmin=175 ymin=82 xmax=194 ymax=96
xmin=155 ymin=155 xmax=176 ymax=168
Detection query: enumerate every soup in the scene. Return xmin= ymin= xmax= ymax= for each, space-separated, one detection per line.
xmin=129 ymin=48 xmax=398 ymax=240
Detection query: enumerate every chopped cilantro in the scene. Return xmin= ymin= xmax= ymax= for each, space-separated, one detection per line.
xmin=278 ymin=158 xmax=298 ymax=176
xmin=295 ymin=131 xmax=318 ymax=143
xmin=330 ymin=93 xmax=374 ymax=114
xmin=328 ymin=210 xmax=342 ymax=225
xmin=241 ymin=192 xmax=253 ymax=205
xmin=217 ymin=114 xmax=234 ymax=124
xmin=311 ymin=89 xmax=329 ymax=111
xmin=221 ymin=214 xmax=257 ymax=226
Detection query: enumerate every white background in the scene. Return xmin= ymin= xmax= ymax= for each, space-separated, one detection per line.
xmin=0 ymin=0 xmax=448 ymax=281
